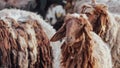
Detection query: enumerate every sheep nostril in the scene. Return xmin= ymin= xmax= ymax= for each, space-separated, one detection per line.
xmin=66 ymin=37 xmax=72 ymax=42
xmin=50 ymin=18 xmax=53 ymax=22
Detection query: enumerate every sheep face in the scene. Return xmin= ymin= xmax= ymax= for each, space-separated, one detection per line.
xmin=46 ymin=5 xmax=66 ymax=25
xmin=51 ymin=13 xmax=92 ymax=46
xmin=81 ymin=4 xmax=109 ymax=38
xmin=65 ymin=15 xmax=86 ymax=45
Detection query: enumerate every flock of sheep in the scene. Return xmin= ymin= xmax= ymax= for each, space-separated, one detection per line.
xmin=0 ymin=0 xmax=120 ymax=68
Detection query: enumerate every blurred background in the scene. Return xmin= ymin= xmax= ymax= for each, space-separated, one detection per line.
xmin=0 ymin=0 xmax=119 ymax=30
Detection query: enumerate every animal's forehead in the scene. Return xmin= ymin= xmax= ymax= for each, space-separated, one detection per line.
xmin=65 ymin=13 xmax=88 ymax=25
xmin=67 ymin=13 xmax=88 ymax=19
xmin=81 ymin=4 xmax=94 ymax=13
xmin=70 ymin=13 xmax=80 ymax=18
xmin=81 ymin=3 xmax=107 ymax=13
xmin=79 ymin=14 xmax=88 ymax=20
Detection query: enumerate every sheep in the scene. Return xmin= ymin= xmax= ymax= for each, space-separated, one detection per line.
xmin=0 ymin=9 xmax=57 ymax=68
xmin=74 ymin=0 xmax=120 ymax=14
xmin=80 ymin=2 xmax=120 ymax=68
xmin=46 ymin=4 xmax=66 ymax=30
xmin=50 ymin=13 xmax=112 ymax=68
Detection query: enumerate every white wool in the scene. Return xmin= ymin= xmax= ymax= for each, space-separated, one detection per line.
xmin=32 ymin=10 xmax=62 ymax=68
xmin=70 ymin=13 xmax=80 ymax=18
xmin=18 ymin=51 xmax=28 ymax=68
xmin=0 ymin=9 xmax=62 ymax=68
xmin=39 ymin=17 xmax=62 ymax=68
xmin=106 ymin=12 xmax=120 ymax=68
xmin=9 ymin=28 xmax=17 ymax=39
xmin=91 ymin=32 xmax=112 ymax=68
xmin=2 ymin=19 xmax=18 ymax=39
xmin=24 ymin=23 xmax=38 ymax=66
xmin=0 ymin=9 xmax=46 ymax=34
xmin=18 ymin=35 xmax=28 ymax=68
xmin=70 ymin=13 xmax=88 ymax=20
xmin=103 ymin=12 xmax=120 ymax=49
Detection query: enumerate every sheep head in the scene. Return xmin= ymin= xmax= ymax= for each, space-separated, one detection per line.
xmin=50 ymin=13 xmax=93 ymax=46
xmin=81 ymin=3 xmax=109 ymax=39
xmin=46 ymin=5 xmax=66 ymax=25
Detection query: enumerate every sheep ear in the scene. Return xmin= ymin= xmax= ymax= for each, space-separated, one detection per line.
xmin=84 ymin=26 xmax=92 ymax=40
xmin=84 ymin=21 xmax=93 ymax=40
xmin=97 ymin=13 xmax=108 ymax=36
xmin=85 ymin=20 xmax=93 ymax=31
xmin=50 ymin=23 xmax=66 ymax=42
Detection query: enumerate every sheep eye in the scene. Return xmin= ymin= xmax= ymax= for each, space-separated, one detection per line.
xmin=79 ymin=23 xmax=83 ymax=26
xmin=86 ymin=13 xmax=91 ymax=17
xmin=50 ymin=18 xmax=53 ymax=22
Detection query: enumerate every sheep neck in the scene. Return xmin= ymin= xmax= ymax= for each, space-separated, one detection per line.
xmin=93 ymin=11 xmax=110 ymax=42
xmin=61 ymin=32 xmax=96 ymax=68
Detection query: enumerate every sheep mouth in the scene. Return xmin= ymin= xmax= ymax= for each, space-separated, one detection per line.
xmin=65 ymin=38 xmax=75 ymax=46
xmin=65 ymin=42 xmax=74 ymax=46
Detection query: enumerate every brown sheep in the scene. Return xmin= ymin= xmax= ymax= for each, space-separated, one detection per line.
xmin=80 ymin=2 xmax=120 ymax=68
xmin=0 ymin=9 xmax=53 ymax=68
xmin=51 ymin=13 xmax=112 ymax=68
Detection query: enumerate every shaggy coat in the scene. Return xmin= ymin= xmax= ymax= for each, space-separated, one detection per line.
xmin=51 ymin=13 xmax=112 ymax=68
xmin=0 ymin=9 xmax=53 ymax=68
xmin=0 ymin=20 xmax=11 ymax=67
xmin=80 ymin=3 xmax=120 ymax=68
